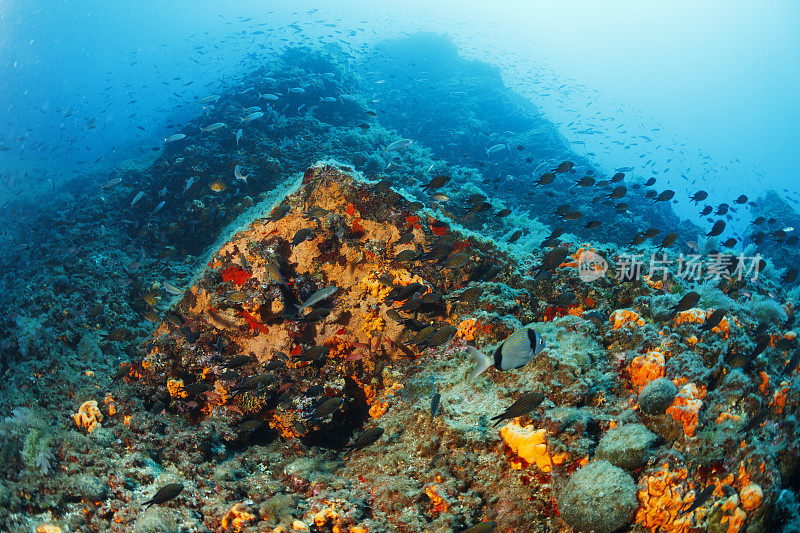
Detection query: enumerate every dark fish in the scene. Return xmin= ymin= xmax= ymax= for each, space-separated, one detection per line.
xmin=560 ymin=210 xmax=583 ymax=221
xmin=343 ymin=426 xmax=384 ymax=457
xmin=654 ymin=190 xmax=675 ymax=202
xmin=536 ymin=247 xmax=569 ymax=273
xmin=495 ymin=208 xmax=511 ymax=217
xmin=231 ymin=373 xmax=273 ymax=395
xmin=575 ymin=176 xmax=595 ymax=187
xmin=102 ymin=327 xmax=130 ymax=342
xmin=781 ymin=348 xmax=800 ymax=377
xmin=291 ymin=227 xmax=315 ymax=247
xmin=405 ymin=325 xmax=436 ymax=346
xmin=750 ymin=334 xmax=771 ymax=358
xmin=738 ymin=406 xmax=769 ymax=436
xmin=707 ymin=220 xmax=726 ymax=237
xmin=715 ymin=203 xmax=729 ymax=216
xmin=679 ymin=484 xmax=715 ymax=516
xmin=394 ymin=232 xmax=415 ymax=245
xmin=224 ymin=355 xmax=254 ymax=368
xmin=459 ymin=523 xmax=497 ymax=533
xmin=645 ymin=178 xmax=657 ymax=186
xmin=305 ymin=384 xmax=324 ymax=396
xmin=669 ymin=291 xmax=700 ymax=317
xmin=303 ymin=206 xmax=329 ymax=221
xmin=689 ymin=190 xmax=708 ymax=203
xmin=782 ymin=268 xmax=797 ymax=284
xmin=611 ymin=172 xmax=625 ymax=182
xmin=721 ymin=238 xmax=737 ymax=248
xmin=700 ymin=205 xmax=713 ymax=216
xmin=643 ymin=227 xmax=661 ymax=238
xmin=393 ymin=249 xmax=417 ymax=263
xmin=607 ymin=185 xmax=627 ymax=199
xmin=309 ymin=397 xmax=343 ymax=419
xmin=551 ymin=161 xmax=574 ymax=173
xmin=431 ymin=392 xmax=441 ymax=420
xmin=734 ymin=194 xmax=748 ymax=204
xmin=425 ymin=325 xmax=457 ymax=347
xmin=550 ymin=291 xmax=577 ymax=308
xmin=467 ymin=327 xmax=546 ymax=380
xmin=219 ymin=370 xmax=240 ymax=381
xmin=298 ymin=308 xmax=331 ymax=323
xmin=506 ymin=230 xmax=523 ymax=243
xmin=386 ymin=283 xmax=423 ymax=303
xmin=299 ymin=346 xmax=330 ymax=362
xmin=143 ymin=483 xmax=184 ymax=509
xmin=422 ymin=174 xmax=450 ymax=191
xmin=658 ymin=232 xmax=678 ymax=250
xmin=491 ymin=392 xmax=545 ymax=427
xmin=583 ymin=220 xmax=601 ymax=229
xmin=267 ymin=204 xmax=291 ymax=222
xmin=533 ymin=172 xmax=556 ymax=187
xmin=446 ymin=286 xmax=483 ymax=303
xmin=699 ymin=309 xmax=726 ymax=332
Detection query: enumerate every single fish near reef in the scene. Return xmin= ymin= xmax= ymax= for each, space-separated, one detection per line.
xmin=200 ymin=122 xmax=226 ymax=132
xmin=143 ymin=483 xmax=184 ymax=509
xmin=459 ymin=522 xmax=497 ymax=533
xmin=343 ymin=426 xmax=384 ymax=458
xmin=296 ymin=286 xmax=338 ymax=314
xmin=164 ymin=133 xmax=186 ymax=142
xmin=235 ymin=128 xmax=242 ymax=146
xmin=467 ymin=327 xmax=546 ymax=380
xmin=162 ymin=281 xmax=183 ymax=295
xmin=678 ymin=484 xmax=715 ymax=516
xmin=431 ymin=392 xmax=441 ymax=420
xmin=491 ymin=392 xmax=545 ymax=427
xmin=131 ymin=191 xmax=145 ymax=207
xmin=386 ymin=139 xmax=412 ymax=151
xmin=234 ymin=165 xmax=249 ymax=183
xmin=241 ymin=111 xmax=264 ymax=122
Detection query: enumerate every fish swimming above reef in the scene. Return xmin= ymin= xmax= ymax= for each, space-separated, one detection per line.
xmin=459 ymin=522 xmax=497 ymax=533
xmin=431 ymin=392 xmax=441 ymax=420
xmin=143 ymin=483 xmax=184 ymax=509
xmin=386 ymin=139 xmax=412 ymax=151
xmin=164 ymin=133 xmax=186 ymax=142
xmin=668 ymin=291 xmax=700 ymax=318
xmin=467 ymin=327 xmax=546 ymax=380
xmin=343 ymin=426 xmax=384 ymax=458
xmin=678 ymin=484 xmax=715 ymax=516
xmin=200 ymin=122 xmax=226 ymax=132
xmin=491 ymin=392 xmax=545 ymax=427
xmin=296 ymin=285 xmax=338 ymax=313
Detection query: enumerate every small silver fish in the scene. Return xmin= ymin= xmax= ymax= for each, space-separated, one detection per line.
xmin=259 ymin=93 xmax=279 ymax=100
xmin=200 ymin=122 xmax=226 ymax=132
xmin=241 ymin=111 xmax=263 ymax=122
xmin=234 ymin=165 xmax=249 ymax=183
xmin=386 ymin=139 xmax=412 ymax=151
xmin=164 ymin=133 xmax=186 ymax=143
xmin=152 ymin=200 xmax=165 ymax=214
xmin=296 ymin=286 xmax=338 ymax=314
xmin=102 ymin=177 xmax=122 ymax=189
xmin=183 ymin=176 xmax=196 ymax=193
xmin=131 ymin=191 xmax=145 ymax=207
xmin=163 ymin=281 xmax=182 ymax=295
xmin=287 ymin=87 xmax=305 ymax=94
xmin=486 ymin=143 xmax=507 ymax=155
xmin=235 ymin=129 xmax=242 ymax=146
xmin=319 ymin=96 xmax=337 ymax=102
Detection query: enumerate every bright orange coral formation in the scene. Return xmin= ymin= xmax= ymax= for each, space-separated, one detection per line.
xmin=673 ymin=308 xmax=705 ymax=325
xmin=360 ymin=309 xmax=385 ymax=336
xmin=628 ymin=350 xmax=666 ymax=391
xmin=456 ymin=318 xmax=478 ymax=340
xmin=424 ymin=484 xmax=449 ymax=513
xmin=73 ymin=400 xmax=103 ymax=433
xmin=635 ymin=464 xmax=694 ymax=532
xmin=499 ymin=422 xmax=566 ymax=472
xmin=221 ymin=503 xmax=256 ymax=531
xmin=167 ymin=378 xmax=188 ymax=399
xmin=739 ymin=483 xmax=762 ymax=511
xmin=610 ymin=309 xmax=645 ymax=330
xmin=666 ymin=383 xmax=703 ymax=437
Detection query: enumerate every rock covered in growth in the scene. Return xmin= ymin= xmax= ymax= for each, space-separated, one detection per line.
xmin=638 ymin=377 xmax=678 ymax=415
xmin=595 ymin=423 xmax=658 ymax=470
xmin=558 ymin=460 xmax=638 ymax=533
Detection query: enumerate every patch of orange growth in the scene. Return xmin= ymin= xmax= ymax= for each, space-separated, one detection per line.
xmin=73 ymin=400 xmax=103 ymax=434
xmin=499 ymin=422 xmax=566 ymax=472
xmin=167 ymin=378 xmax=188 ymax=399
xmin=369 ymin=382 xmax=404 ymax=419
xmin=673 ymin=308 xmax=705 ymax=325
xmin=567 ymin=306 xmax=584 ymax=316
xmin=425 ymin=485 xmax=449 ymax=513
xmin=739 ymin=483 xmax=762 ymax=511
xmin=666 ymin=383 xmax=703 ymax=437
xmin=221 ymin=264 xmax=251 ymax=285
xmin=711 ymin=315 xmax=731 ymax=339
xmin=349 ymin=527 xmax=368 ymax=533
xmin=644 ymin=276 xmax=664 ymax=290
xmin=635 ymin=464 xmax=694 ymax=532
xmin=270 ymin=413 xmax=297 ymax=439
xmin=351 ymin=218 xmax=364 ymax=234
xmin=221 ymin=503 xmax=255 ymax=532
xmin=312 ymin=507 xmax=340 ymax=527
xmin=610 ymin=309 xmax=645 ymax=330
xmin=36 ymin=526 xmax=62 ymax=533
xmin=345 ymin=203 xmax=356 ymax=216
xmin=360 ymin=310 xmax=385 ymax=336
xmin=722 ymin=506 xmax=746 ymax=533
xmin=628 ymin=350 xmax=666 ymax=391
xmin=104 ymin=393 xmax=116 ymax=416
xmin=456 ymin=318 xmax=479 ymax=340
xmin=759 ymin=371 xmax=771 ymax=394
xmin=716 ymin=412 xmax=741 ymax=424
xmin=686 ymin=335 xmax=698 ymax=346
xmin=771 ymin=382 xmax=789 ymax=414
